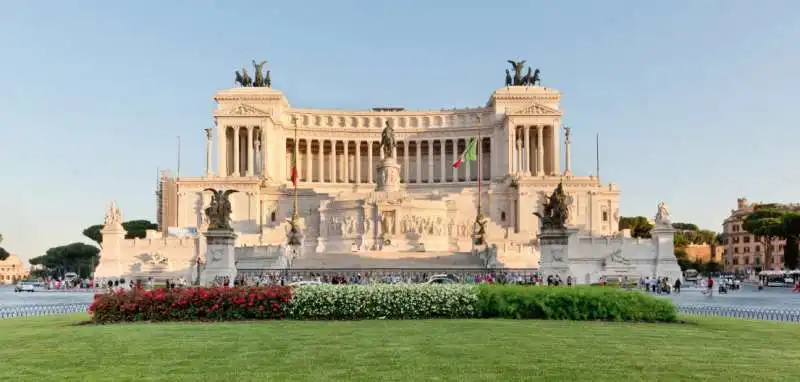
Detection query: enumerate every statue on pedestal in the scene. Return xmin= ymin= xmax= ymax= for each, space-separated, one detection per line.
xmin=203 ymin=189 xmax=238 ymax=230
xmin=286 ymin=212 xmax=304 ymax=246
xmin=534 ymin=182 xmax=571 ymax=230
xmin=235 ymin=69 xmax=252 ymax=87
xmin=380 ymin=121 xmax=396 ymax=159
xmin=655 ymin=201 xmax=672 ymax=226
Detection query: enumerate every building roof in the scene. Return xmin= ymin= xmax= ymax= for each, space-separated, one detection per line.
xmin=0 ymin=254 xmax=24 ymax=267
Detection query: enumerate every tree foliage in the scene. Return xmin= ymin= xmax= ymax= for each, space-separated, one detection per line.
xmin=742 ymin=205 xmax=800 ymax=270
xmin=618 ymin=216 xmax=653 ymax=238
xmin=82 ymin=220 xmax=159 ymax=245
xmin=29 ymin=242 xmax=100 ymax=279
xmin=0 ymin=246 xmax=9 ymax=261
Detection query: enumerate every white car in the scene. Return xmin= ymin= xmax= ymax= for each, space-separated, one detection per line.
xmin=289 ymin=280 xmax=323 ymax=287
xmin=426 ymin=274 xmax=458 ymax=284
xmin=14 ymin=281 xmax=44 ymax=292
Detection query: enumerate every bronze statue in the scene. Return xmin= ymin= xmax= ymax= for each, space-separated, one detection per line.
xmin=505 ymin=69 xmax=512 ymax=87
xmin=203 ymin=188 xmax=238 ymax=230
xmin=286 ymin=213 xmax=302 ymax=245
xmin=533 ymin=182 xmax=570 ymax=230
xmin=252 ymin=60 xmax=268 ymax=87
xmin=235 ymin=69 xmax=252 ymax=87
xmin=380 ymin=121 xmax=396 ymax=159
xmin=264 ymin=70 xmax=271 ymax=88
xmin=531 ymin=68 xmax=541 ymax=86
xmin=506 ymin=60 xmax=527 ymax=86
xmin=522 ymin=67 xmax=533 ymax=86
xmin=473 ymin=211 xmax=488 ymax=245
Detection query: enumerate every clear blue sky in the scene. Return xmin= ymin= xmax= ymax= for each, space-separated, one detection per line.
xmin=1 ymin=1 xmax=799 ymax=262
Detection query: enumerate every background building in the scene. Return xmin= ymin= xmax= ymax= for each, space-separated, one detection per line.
xmin=0 ymin=254 xmax=29 ymax=284
xmin=723 ymin=198 xmax=790 ymax=272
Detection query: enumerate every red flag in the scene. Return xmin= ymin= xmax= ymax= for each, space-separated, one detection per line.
xmin=290 ymin=165 xmax=298 ymax=187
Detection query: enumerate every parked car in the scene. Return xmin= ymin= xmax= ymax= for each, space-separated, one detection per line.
xmin=426 ymin=274 xmax=458 ymax=284
xmin=289 ymin=280 xmax=323 ymax=287
xmin=14 ymin=281 xmax=44 ymax=292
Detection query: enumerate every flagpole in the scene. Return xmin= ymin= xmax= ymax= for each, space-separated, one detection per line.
xmin=292 ymin=117 xmax=299 ymax=218
xmin=476 ymin=115 xmax=482 ymax=215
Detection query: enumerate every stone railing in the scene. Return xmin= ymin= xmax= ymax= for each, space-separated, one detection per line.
xmin=0 ymin=303 xmax=90 ymax=320
xmin=677 ymin=304 xmax=800 ymax=323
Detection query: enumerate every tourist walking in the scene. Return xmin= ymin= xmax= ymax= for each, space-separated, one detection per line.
xmin=673 ymin=278 xmax=681 ymax=294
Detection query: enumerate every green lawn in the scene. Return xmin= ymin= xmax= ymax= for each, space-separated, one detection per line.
xmin=1 ymin=315 xmax=798 ymax=381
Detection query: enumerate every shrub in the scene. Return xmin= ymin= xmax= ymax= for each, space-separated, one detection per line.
xmin=474 ymin=285 xmax=677 ymax=322
xmin=89 ymin=286 xmax=293 ymax=323
xmin=287 ymin=284 xmax=478 ymax=320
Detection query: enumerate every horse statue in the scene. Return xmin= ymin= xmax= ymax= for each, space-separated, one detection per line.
xmin=533 ymin=182 xmax=570 ymax=230
xmin=505 ymin=69 xmax=512 ymax=87
xmin=264 ymin=70 xmax=271 ymax=87
xmin=203 ymin=188 xmax=238 ymax=230
xmin=522 ymin=67 xmax=533 ymax=85
xmin=506 ymin=60 xmax=527 ymax=85
xmin=235 ymin=69 xmax=252 ymax=87
xmin=531 ymin=68 xmax=541 ymax=86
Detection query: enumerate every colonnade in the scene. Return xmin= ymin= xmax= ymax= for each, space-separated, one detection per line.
xmin=284 ymin=137 xmax=491 ymax=184
xmin=510 ymin=125 xmax=558 ymax=176
xmin=223 ymin=126 xmax=263 ymax=177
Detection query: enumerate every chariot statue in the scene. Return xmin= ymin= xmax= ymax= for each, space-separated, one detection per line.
xmin=203 ymin=189 xmax=238 ymax=230
xmin=235 ymin=68 xmax=252 ymax=87
xmin=235 ymin=59 xmax=272 ymax=88
xmin=506 ymin=60 xmax=526 ymax=86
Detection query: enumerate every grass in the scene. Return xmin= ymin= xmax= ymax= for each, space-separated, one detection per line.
xmin=1 ymin=315 xmax=799 ymax=381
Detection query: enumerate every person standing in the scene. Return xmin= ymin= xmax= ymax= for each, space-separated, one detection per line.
xmin=706 ymin=275 xmax=714 ymax=297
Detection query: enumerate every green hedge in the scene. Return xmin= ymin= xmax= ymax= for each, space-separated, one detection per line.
xmin=475 ymin=285 xmax=677 ymax=322
xmin=286 ymin=284 xmax=676 ymax=322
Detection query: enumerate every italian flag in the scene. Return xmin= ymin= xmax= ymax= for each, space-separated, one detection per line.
xmin=290 ymin=148 xmax=298 ymax=187
xmin=452 ymin=137 xmax=478 ymax=169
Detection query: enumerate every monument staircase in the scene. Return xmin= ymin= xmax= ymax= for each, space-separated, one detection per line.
xmin=292 ymin=250 xmax=487 ymax=269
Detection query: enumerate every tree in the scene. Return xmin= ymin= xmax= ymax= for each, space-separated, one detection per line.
xmin=618 ymin=216 xmax=653 ymax=238
xmin=782 ymin=212 xmax=800 ymax=269
xmin=82 ymin=220 xmax=159 ymax=245
xmin=743 ymin=206 xmax=787 ymax=269
xmin=0 ymin=233 xmax=7 ymax=261
xmin=29 ymin=242 xmax=100 ymax=279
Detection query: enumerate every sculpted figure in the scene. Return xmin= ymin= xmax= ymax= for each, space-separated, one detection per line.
xmin=203 ymin=189 xmax=238 ymax=230
xmin=380 ymin=121 xmax=397 ymax=159
xmin=506 ymin=60 xmax=527 ymax=85
xmin=655 ymin=202 xmax=672 ymax=226
xmin=504 ymin=69 xmax=512 ymax=86
xmin=522 ymin=67 xmax=533 ymax=85
xmin=252 ymin=60 xmax=268 ymax=87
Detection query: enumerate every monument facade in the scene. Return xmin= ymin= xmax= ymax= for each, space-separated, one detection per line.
xmin=95 ymin=61 xmax=632 ymax=281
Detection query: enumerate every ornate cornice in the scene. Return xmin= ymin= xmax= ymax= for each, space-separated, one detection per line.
xmin=507 ymin=103 xmax=561 ymax=117
xmin=214 ymin=103 xmax=273 ymax=118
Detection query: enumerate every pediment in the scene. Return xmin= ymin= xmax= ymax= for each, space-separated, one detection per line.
xmin=508 ymin=103 xmax=561 ymax=116
xmin=215 ymin=103 xmax=272 ymax=117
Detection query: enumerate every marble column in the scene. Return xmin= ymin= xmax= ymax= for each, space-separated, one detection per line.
xmin=523 ymin=126 xmax=531 ymax=175
xmin=355 ymin=140 xmax=361 ymax=184
xmin=233 ymin=127 xmax=240 ymax=177
xmin=428 ymin=139 xmax=434 ymax=183
xmin=343 ymin=140 xmax=349 ymax=183
xmin=404 ymin=141 xmax=409 ymax=183
xmin=451 ymin=139 xmax=458 ymax=182
xmin=216 ymin=126 xmax=227 ymax=177
xmin=537 ymin=126 xmax=544 ymax=175
xmin=318 ymin=140 xmax=325 ymax=183
xmin=564 ymin=126 xmax=572 ymax=175
xmin=439 ymin=139 xmax=446 ymax=183
xmin=416 ymin=141 xmax=422 ymax=183
xmin=261 ymin=127 xmax=268 ymax=179
xmin=515 ymin=138 xmax=522 ymax=175
xmin=247 ymin=127 xmax=254 ymax=176
xmin=368 ymin=141 xmax=374 ymax=183
xmin=305 ymin=139 xmax=312 ymax=182
xmin=205 ymin=128 xmax=213 ymax=176
xmin=551 ymin=123 xmax=561 ymax=175
xmin=331 ymin=140 xmax=337 ymax=183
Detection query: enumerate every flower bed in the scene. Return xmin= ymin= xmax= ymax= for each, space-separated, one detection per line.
xmin=287 ymin=284 xmax=478 ymax=320
xmin=89 ymin=284 xmax=676 ymax=323
xmin=89 ymin=286 xmax=292 ymax=323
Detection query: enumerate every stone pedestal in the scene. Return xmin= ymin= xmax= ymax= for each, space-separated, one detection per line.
xmin=538 ymin=228 xmax=577 ymax=281
xmin=199 ymin=229 xmax=238 ymax=286
xmin=376 ymin=157 xmax=401 ymax=192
